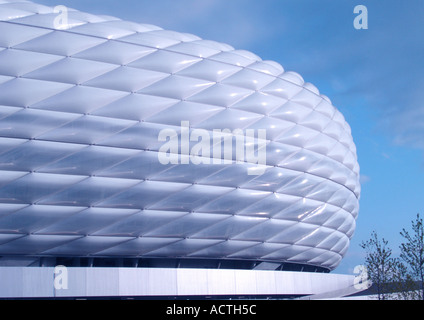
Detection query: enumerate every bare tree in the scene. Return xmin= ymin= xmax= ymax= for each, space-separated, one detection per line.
xmin=389 ymin=259 xmax=419 ymax=300
xmin=400 ymin=213 xmax=424 ymax=300
xmin=360 ymin=231 xmax=398 ymax=300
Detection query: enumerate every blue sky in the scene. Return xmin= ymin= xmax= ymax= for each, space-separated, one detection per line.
xmin=35 ymin=0 xmax=424 ymax=274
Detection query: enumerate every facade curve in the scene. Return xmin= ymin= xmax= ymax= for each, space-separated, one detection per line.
xmin=0 ymin=0 xmax=360 ymax=271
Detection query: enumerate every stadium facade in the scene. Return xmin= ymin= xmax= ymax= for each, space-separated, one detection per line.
xmin=0 ymin=0 xmax=360 ymax=299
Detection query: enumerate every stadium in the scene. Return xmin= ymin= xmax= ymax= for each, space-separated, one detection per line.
xmin=0 ymin=0 xmax=360 ymax=299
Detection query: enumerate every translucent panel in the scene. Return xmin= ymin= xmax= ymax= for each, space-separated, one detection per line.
xmin=24 ymin=57 xmax=118 ymax=85
xmin=96 ymin=122 xmax=180 ymax=151
xmin=128 ymin=50 xmax=201 ymax=74
xmin=314 ymin=98 xmax=336 ymax=118
xmin=316 ymin=231 xmax=347 ymax=251
xmin=38 ymin=176 xmax=141 ymax=207
xmin=4 ymin=2 xmax=52 ymax=15
xmin=197 ymin=163 xmax=258 ymax=188
xmin=298 ymin=109 xmax=332 ymax=132
xmin=0 ymin=48 xmax=63 ymax=77
xmin=95 ymin=150 xmax=172 ymax=180
xmin=189 ymin=240 xmax=259 ymax=258
xmin=263 ymin=141 xmax=300 ymax=166
xmin=73 ymin=41 xmax=157 ymax=65
xmin=327 ymin=142 xmax=349 ymax=163
xmin=0 ymin=203 xmax=28 ymax=218
xmin=275 ymin=198 xmax=328 ymax=224
xmin=280 ymin=71 xmax=304 ymax=86
xmin=0 ymin=204 xmax=85 ymax=234
xmin=308 ymin=251 xmax=341 ymax=268
xmin=242 ymin=168 xmax=300 ymax=193
xmin=0 ymin=7 xmax=32 ymax=20
xmin=209 ymin=51 xmax=256 ymax=67
xmin=262 ymin=78 xmax=303 ymax=100
xmin=276 ymin=173 xmax=323 ymax=197
xmin=221 ymin=68 xmax=275 ymax=90
xmin=95 ymin=237 xmax=182 ymax=256
xmin=194 ymin=108 xmax=263 ymax=131
xmin=268 ymin=222 xmax=319 ymax=244
xmin=119 ymin=32 xmax=181 ymax=49
xmin=176 ymin=59 xmax=242 ymax=82
xmin=145 ymin=238 xmax=223 ymax=257
xmin=0 ymin=233 xmax=25 ymax=245
xmin=195 ymin=40 xmax=234 ymax=52
xmin=83 ymin=66 xmax=169 ymax=92
xmin=197 ymin=188 xmax=272 ymax=214
xmin=275 ymin=125 xmax=321 ymax=148
xmin=9 ymin=13 xmax=86 ymax=29
xmin=139 ymin=75 xmax=215 ymax=100
xmin=277 ymin=147 xmax=323 ymax=173
xmin=238 ymin=192 xmax=302 ymax=218
xmin=191 ymin=215 xmax=266 ymax=239
xmin=300 ymin=203 xmax=341 ymax=227
xmin=291 ymin=87 xmax=322 ymax=109
xmin=0 ymin=172 xmax=82 ymax=203
xmin=93 ymin=210 xmax=187 ymax=237
xmin=148 ymin=185 xmax=233 ymax=212
xmin=231 ymin=92 xmax=286 ymax=116
xmin=14 ymin=30 xmax=107 ymax=56
xmin=43 ymin=235 xmax=135 ymax=256
xmin=262 ymin=244 xmax=310 ymax=261
xmin=0 ymin=137 xmax=27 ymax=156
xmin=0 ymin=234 xmax=82 ymax=255
xmin=37 ymin=145 xmax=140 ymax=176
xmin=307 ymin=157 xmax=341 ymax=179
xmin=0 ymin=78 xmax=72 ymax=107
xmin=96 ymin=180 xmax=190 ymax=209
xmin=229 ymin=242 xmax=286 ymax=259
xmin=0 ymin=108 xmax=80 ymax=139
xmin=31 ymin=85 xmax=128 ymax=114
xmin=151 ymin=162 xmax=226 ymax=184
xmin=331 ymin=236 xmax=350 ymax=253
xmin=187 ymin=83 xmax=253 ymax=108
xmin=247 ymin=61 xmax=284 ymax=77
xmin=37 ymin=115 xmax=135 ymax=145
xmin=0 ymin=106 xmax=27 ymax=122
xmin=233 ymin=219 xmax=297 ymax=242
xmin=35 ymin=207 xmax=140 ymax=236
xmin=144 ymin=213 xmax=229 ymax=237
xmin=0 ymin=21 xmax=52 ymax=47
xmin=241 ymin=167 xmax=295 ymax=192
xmin=69 ymin=21 xmax=136 ymax=39
xmin=269 ymin=101 xmax=313 ymax=124
xmin=145 ymin=101 xmax=223 ymax=127
xmin=167 ymin=42 xmax=221 ymax=58
xmin=245 ymin=116 xmax=295 ymax=141
xmin=294 ymin=227 xmax=336 ymax=247
xmin=91 ymin=93 xmax=178 ymax=121
xmin=0 ymin=140 xmax=85 ymax=172
xmin=0 ymin=75 xmax=13 ymax=85
xmin=307 ymin=182 xmax=342 ymax=205
xmin=323 ymin=209 xmax=354 ymax=230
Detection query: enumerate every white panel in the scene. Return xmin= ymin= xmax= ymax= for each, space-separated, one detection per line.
xmin=177 ymin=269 xmax=208 ymax=296
xmin=86 ymin=268 xmax=120 ymax=297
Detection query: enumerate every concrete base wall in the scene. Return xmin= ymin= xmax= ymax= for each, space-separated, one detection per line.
xmin=0 ymin=267 xmax=355 ymax=299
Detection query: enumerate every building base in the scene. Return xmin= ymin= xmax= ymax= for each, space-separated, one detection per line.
xmin=0 ymin=267 xmax=357 ymax=299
